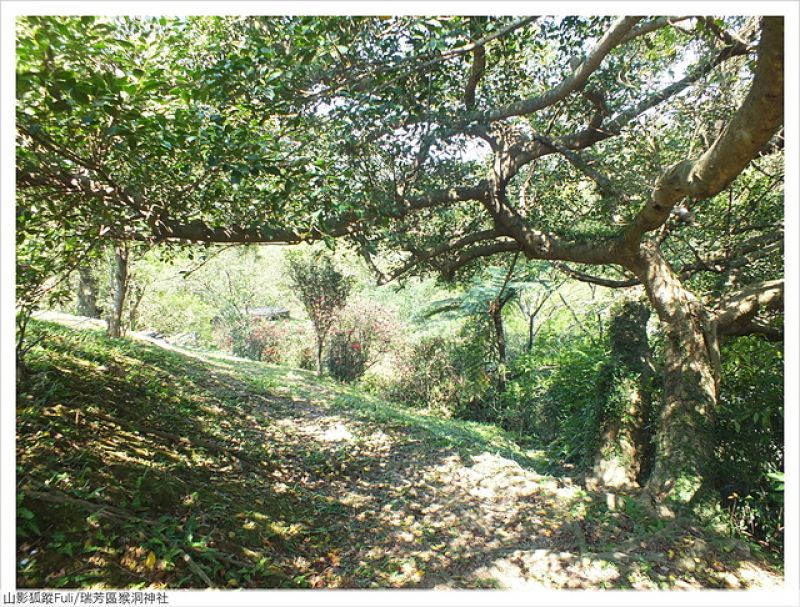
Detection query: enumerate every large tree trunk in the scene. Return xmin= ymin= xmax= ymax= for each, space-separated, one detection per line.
xmin=107 ymin=245 xmax=129 ymax=338
xmin=77 ymin=266 xmax=100 ymax=318
xmin=627 ymin=242 xmax=720 ymax=511
xmin=585 ymin=298 xmax=655 ymax=491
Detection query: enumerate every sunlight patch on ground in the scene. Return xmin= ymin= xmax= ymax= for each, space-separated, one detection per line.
xmin=275 ymin=414 xmax=355 ymax=444
xmin=736 ymin=562 xmax=784 ymax=587
xmin=471 ymin=549 xmax=621 ymax=589
xmin=319 ymin=423 xmax=353 ymax=442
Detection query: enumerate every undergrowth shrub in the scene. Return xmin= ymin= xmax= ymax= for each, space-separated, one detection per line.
xmin=325 ymin=300 xmax=397 ymax=382
xmin=387 ymin=324 xmax=492 ymax=417
xmin=714 ymin=336 xmax=784 ymax=553
xmin=388 ymin=336 xmax=467 ymax=414
xmin=505 ymin=337 xmax=608 ymax=456
xmin=225 ymin=318 xmax=289 ymax=363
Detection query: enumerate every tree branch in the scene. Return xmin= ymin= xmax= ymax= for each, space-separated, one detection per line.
xmin=715 ymin=278 xmax=783 ymax=336
xmin=551 ymin=261 xmax=640 ymax=288
xmin=482 ymin=17 xmax=641 ymax=122
xmin=314 ymin=16 xmax=538 ymax=99
xmin=623 ymin=17 xmax=783 ymax=246
xmin=718 ymin=319 xmax=782 ymax=341
xmin=464 ymin=45 xmax=486 ymax=110
xmin=380 ymin=228 xmax=502 ymax=284
xmin=505 ymin=39 xmax=750 ymax=181
xmin=619 ymin=16 xmax=692 ymax=44
xmin=440 ymin=241 xmax=521 ymax=280
xmin=529 ymin=132 xmax=622 ymax=198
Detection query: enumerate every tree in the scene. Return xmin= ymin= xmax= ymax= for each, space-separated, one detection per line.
xmin=106 ymin=243 xmax=129 ymax=338
xmin=515 ymin=268 xmax=562 ymax=354
xmin=76 ymin=265 xmax=100 ymax=318
xmin=16 ymin=16 xmax=784 ymax=509
xmin=585 ymin=298 xmax=656 ymax=491
xmin=426 ymin=258 xmax=541 ymax=394
xmin=286 ymin=251 xmax=352 ymax=375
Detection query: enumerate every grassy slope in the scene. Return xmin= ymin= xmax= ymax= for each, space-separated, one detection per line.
xmin=16 ymin=321 xmax=782 ymax=590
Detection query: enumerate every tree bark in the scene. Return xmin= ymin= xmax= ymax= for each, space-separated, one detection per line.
xmin=489 ymin=298 xmax=508 ymax=393
xmin=128 ymin=283 xmax=146 ymax=332
xmin=585 ymin=298 xmax=655 ymax=491
xmin=76 ymin=265 xmax=100 ymax=318
xmin=526 ymin=315 xmax=535 ymax=353
xmin=626 ymin=242 xmax=720 ymax=511
xmin=316 ymin=335 xmax=324 ymax=377
xmin=107 ymin=244 xmax=129 ymax=338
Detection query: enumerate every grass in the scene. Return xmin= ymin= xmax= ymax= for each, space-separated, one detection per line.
xmin=17 ymin=321 xmax=316 ymax=588
xmin=218 ymin=356 xmax=550 ymax=470
xmin=16 ymin=320 xmax=784 ymax=590
xmin=16 ymin=320 xmax=551 ymax=588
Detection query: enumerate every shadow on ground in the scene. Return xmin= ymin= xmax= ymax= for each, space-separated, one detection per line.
xmin=16 ymin=320 xmax=783 ymax=590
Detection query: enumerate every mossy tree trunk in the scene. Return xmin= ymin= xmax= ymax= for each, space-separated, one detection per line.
xmin=585 ymin=298 xmax=656 ymax=491
xmin=628 ymin=243 xmax=720 ymax=510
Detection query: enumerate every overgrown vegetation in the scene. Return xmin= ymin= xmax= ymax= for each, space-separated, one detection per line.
xmin=12 ymin=12 xmax=786 ymax=591
xmin=29 ymin=242 xmax=785 ymax=561
xmin=16 ymin=320 xmax=783 ymax=589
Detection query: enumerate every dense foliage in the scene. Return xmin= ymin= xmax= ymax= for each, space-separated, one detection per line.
xmin=14 ymin=12 xmax=785 ymax=567
xmin=286 ymin=250 xmax=353 ymax=374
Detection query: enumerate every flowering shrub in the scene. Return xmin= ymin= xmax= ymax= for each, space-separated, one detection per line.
xmin=221 ymin=317 xmax=289 ymax=363
xmin=250 ymin=320 xmax=289 ymax=363
xmin=325 ymin=299 xmax=398 ymax=382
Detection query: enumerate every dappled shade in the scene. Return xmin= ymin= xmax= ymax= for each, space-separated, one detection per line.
xmin=16 ymin=321 xmax=782 ymax=589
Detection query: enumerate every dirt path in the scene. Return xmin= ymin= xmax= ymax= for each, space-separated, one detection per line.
xmin=184 ymin=354 xmax=783 ymax=590
xmin=244 ymin=393 xmax=782 ymax=589
xmin=22 ymin=314 xmax=784 ymax=590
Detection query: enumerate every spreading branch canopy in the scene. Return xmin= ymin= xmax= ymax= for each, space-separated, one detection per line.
xmin=17 ymin=16 xmax=783 ymax=316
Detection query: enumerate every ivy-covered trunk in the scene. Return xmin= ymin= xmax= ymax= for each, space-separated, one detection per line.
xmin=107 ymin=245 xmax=129 ymax=339
xmin=629 ymin=243 xmax=720 ymax=510
xmin=585 ymin=298 xmax=655 ymax=490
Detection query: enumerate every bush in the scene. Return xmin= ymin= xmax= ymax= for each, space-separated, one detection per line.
xmin=387 ymin=328 xmax=491 ymax=417
xmin=497 ymin=335 xmax=609 ymax=455
xmin=225 ymin=317 xmax=289 ymax=363
xmin=325 ymin=300 xmax=397 ymax=382
xmin=326 ymin=333 xmax=368 ymax=382
xmin=714 ymin=336 xmax=784 ymax=552
xmin=388 ymin=335 xmax=467 ymax=412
